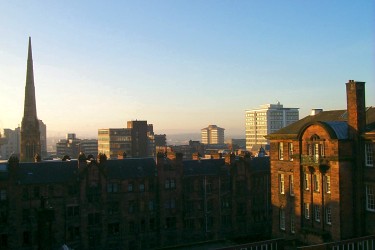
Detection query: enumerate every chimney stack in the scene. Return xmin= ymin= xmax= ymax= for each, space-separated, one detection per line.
xmin=346 ymin=80 xmax=366 ymax=137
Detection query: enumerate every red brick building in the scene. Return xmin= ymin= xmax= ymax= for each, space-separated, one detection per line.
xmin=268 ymin=81 xmax=375 ymax=244
xmin=0 ymin=152 xmax=271 ymax=249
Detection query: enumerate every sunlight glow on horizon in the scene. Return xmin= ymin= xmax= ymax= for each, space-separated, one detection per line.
xmin=0 ymin=1 xmax=374 ymax=139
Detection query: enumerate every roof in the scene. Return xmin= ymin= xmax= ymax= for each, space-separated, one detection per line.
xmin=268 ymin=107 xmax=375 ymax=139
xmin=16 ymin=160 xmax=78 ymax=184
xmin=7 ymin=158 xmax=157 ymax=185
xmin=105 ymin=158 xmax=156 ymax=179
xmin=250 ymin=157 xmax=270 ymax=172
xmin=183 ymin=159 xmax=226 ymax=176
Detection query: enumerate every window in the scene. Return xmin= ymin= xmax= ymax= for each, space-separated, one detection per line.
xmin=129 ymin=221 xmax=135 ymax=233
xmin=279 ymin=174 xmax=285 ymax=194
xmin=325 ymin=206 xmax=332 ymax=225
xmin=33 ymin=186 xmax=40 ymax=199
xmin=222 ymin=215 xmax=232 ymax=227
xmin=221 ymin=198 xmax=230 ymax=208
xmin=128 ymin=183 xmax=133 ymax=192
xmin=150 ymin=218 xmax=156 ymax=231
xmin=139 ymin=183 xmax=145 ymax=192
xmin=288 ymin=142 xmax=294 ymax=161
xmin=108 ymin=223 xmax=120 ymax=235
xmin=23 ymin=231 xmax=31 ymax=246
xmin=278 ymin=142 xmax=284 ymax=160
xmin=304 ymin=173 xmax=309 ymax=190
xmin=304 ymin=203 xmax=310 ymax=219
xmin=108 ymin=202 xmax=119 ymax=215
xmin=164 ymin=199 xmax=176 ymax=209
xmin=67 ymin=205 xmax=80 ymax=217
xmin=149 ymin=200 xmax=154 ymax=211
xmin=166 ymin=217 xmax=176 ymax=229
xmin=279 ymin=208 xmax=285 ymax=230
xmin=289 ymin=175 xmax=294 ymax=196
xmin=22 ymin=209 xmax=30 ymax=223
xmin=22 ymin=188 xmax=29 ymax=200
xmin=0 ymin=234 xmax=8 ymax=247
xmin=325 ymin=175 xmax=331 ymax=193
xmin=184 ymin=218 xmax=195 ymax=229
xmin=128 ymin=200 xmax=136 ymax=213
xmin=365 ymin=143 xmax=373 ymax=167
xmin=0 ymin=189 xmax=6 ymax=201
xmin=313 ymin=174 xmax=320 ymax=192
xmin=107 ymin=183 xmax=118 ymax=193
xmin=366 ymin=184 xmax=375 ymax=212
xmin=88 ymin=213 xmax=101 ymax=226
xmin=290 ymin=212 xmax=295 ymax=233
xmin=67 ymin=226 xmax=80 ymax=241
xmin=165 ymin=179 xmax=176 ymax=190
xmin=314 ymin=205 xmax=321 ymax=222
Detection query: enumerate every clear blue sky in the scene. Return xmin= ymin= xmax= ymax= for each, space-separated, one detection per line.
xmin=0 ymin=1 xmax=374 ymax=138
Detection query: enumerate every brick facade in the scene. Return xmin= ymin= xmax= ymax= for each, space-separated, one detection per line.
xmin=0 ymin=153 xmax=271 ymax=249
xmin=268 ymin=81 xmax=375 ymax=245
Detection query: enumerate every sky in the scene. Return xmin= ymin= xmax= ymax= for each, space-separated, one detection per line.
xmin=0 ymin=1 xmax=374 ymax=139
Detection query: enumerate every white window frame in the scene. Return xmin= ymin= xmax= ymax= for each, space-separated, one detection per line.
xmin=288 ymin=142 xmax=294 ymax=161
xmin=279 ymin=174 xmax=285 ymax=194
xmin=366 ymin=184 xmax=375 ymax=212
xmin=0 ymin=189 xmax=6 ymax=201
xmin=304 ymin=173 xmax=310 ymax=191
xmin=365 ymin=143 xmax=373 ymax=167
xmin=304 ymin=203 xmax=310 ymax=219
xmin=289 ymin=175 xmax=294 ymax=196
xmin=279 ymin=142 xmax=284 ymax=160
xmin=325 ymin=206 xmax=332 ymax=225
xmin=325 ymin=175 xmax=331 ymax=193
xmin=279 ymin=208 xmax=285 ymax=230
xmin=290 ymin=212 xmax=295 ymax=233
xmin=313 ymin=174 xmax=320 ymax=192
xmin=314 ymin=205 xmax=321 ymax=222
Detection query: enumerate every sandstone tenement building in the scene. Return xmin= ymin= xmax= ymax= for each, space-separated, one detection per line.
xmin=267 ymin=81 xmax=375 ymax=245
xmin=0 ymin=153 xmax=270 ymax=249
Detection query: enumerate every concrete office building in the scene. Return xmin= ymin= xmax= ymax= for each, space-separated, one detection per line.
xmin=201 ymin=125 xmax=225 ymax=145
xmin=98 ymin=121 xmax=155 ymax=159
xmin=245 ymin=102 xmax=299 ymax=152
xmin=0 ymin=127 xmax=21 ymax=160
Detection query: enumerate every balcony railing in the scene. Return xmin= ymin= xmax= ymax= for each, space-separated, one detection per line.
xmin=301 ymin=155 xmax=338 ymax=166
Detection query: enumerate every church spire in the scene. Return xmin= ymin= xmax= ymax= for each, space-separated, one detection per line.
xmin=20 ymin=37 xmax=41 ymax=162
xmin=23 ymin=36 xmax=37 ymax=120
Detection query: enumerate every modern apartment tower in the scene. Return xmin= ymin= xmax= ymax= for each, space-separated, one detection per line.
xmin=20 ymin=37 xmax=41 ymax=162
xmin=201 ymin=125 xmax=225 ymax=145
xmin=245 ymin=103 xmax=299 ymax=151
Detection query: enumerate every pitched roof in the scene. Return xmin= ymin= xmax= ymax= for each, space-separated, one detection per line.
xmin=183 ymin=159 xmax=226 ymax=176
xmin=268 ymin=107 xmax=375 ymax=139
xmin=105 ymin=158 xmax=156 ymax=179
xmin=16 ymin=161 xmax=78 ymax=184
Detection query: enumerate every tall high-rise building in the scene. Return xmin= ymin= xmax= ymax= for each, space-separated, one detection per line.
xmin=38 ymin=120 xmax=47 ymax=158
xmin=127 ymin=120 xmax=149 ymax=157
xmin=0 ymin=127 xmax=21 ymax=160
xmin=98 ymin=120 xmax=155 ymax=159
xmin=245 ymin=102 xmax=299 ymax=151
xmin=201 ymin=125 xmax=225 ymax=145
xmin=20 ymin=37 xmax=41 ymax=162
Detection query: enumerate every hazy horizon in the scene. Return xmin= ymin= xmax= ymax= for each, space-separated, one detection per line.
xmin=1 ymin=1 xmax=374 ymax=138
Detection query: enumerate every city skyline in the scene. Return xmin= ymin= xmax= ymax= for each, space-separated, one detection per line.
xmin=0 ymin=1 xmax=374 ymax=138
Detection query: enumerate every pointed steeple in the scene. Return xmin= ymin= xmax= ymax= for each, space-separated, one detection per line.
xmin=20 ymin=37 xmax=41 ymax=162
xmin=23 ymin=36 xmax=37 ymax=120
